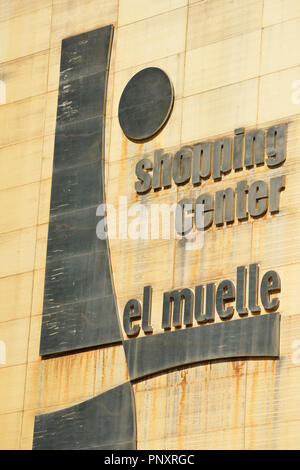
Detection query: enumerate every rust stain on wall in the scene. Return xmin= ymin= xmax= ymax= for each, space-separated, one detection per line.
xmin=232 ymin=360 xmax=245 ymax=428
xmin=100 ymin=347 xmax=107 ymax=391
xmin=40 ymin=351 xmax=95 ymax=410
xmin=177 ymin=369 xmax=188 ymax=448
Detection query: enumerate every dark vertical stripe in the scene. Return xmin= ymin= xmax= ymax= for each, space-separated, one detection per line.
xmin=39 ymin=25 xmax=121 ymax=356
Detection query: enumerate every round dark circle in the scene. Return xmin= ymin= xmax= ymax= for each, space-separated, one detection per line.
xmin=118 ymin=67 xmax=174 ymax=141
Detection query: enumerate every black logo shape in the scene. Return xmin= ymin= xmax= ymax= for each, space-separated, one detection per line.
xmin=118 ymin=66 xmax=174 ymax=142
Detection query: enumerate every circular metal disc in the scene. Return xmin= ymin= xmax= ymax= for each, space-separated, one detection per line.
xmin=118 ymin=67 xmax=174 ymax=141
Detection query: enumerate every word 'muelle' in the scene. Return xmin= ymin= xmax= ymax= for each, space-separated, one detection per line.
xmin=123 ymin=264 xmax=281 ymax=337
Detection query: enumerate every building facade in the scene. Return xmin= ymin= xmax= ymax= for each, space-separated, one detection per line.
xmin=1 ymin=0 xmax=300 ymax=450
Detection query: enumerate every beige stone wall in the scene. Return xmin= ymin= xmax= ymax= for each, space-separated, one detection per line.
xmin=0 ymin=0 xmax=300 ymax=450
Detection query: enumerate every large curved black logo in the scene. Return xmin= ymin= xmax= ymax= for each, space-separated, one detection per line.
xmin=33 ymin=25 xmax=281 ymax=450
